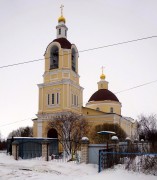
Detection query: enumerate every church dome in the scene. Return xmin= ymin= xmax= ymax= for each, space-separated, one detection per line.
xmin=53 ymin=38 xmax=72 ymax=49
xmin=88 ymin=89 xmax=119 ymax=102
xmin=100 ymin=73 xmax=105 ymax=80
xmin=58 ymin=16 xmax=66 ymax=23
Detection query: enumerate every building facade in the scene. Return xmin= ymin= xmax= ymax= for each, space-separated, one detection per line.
xmin=33 ymin=10 xmax=137 ymax=140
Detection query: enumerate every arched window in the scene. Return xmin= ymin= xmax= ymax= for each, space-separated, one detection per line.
xmin=50 ymin=46 xmax=59 ymax=69
xmin=47 ymin=128 xmax=58 ymax=138
xmin=71 ymin=48 xmax=76 ymax=72
xmin=96 ymin=107 xmax=100 ymax=111
xmin=110 ymin=107 xmax=114 ymax=113
xmin=59 ymin=29 xmax=61 ymax=35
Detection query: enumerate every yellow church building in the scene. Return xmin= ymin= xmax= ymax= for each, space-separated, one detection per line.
xmin=33 ymin=8 xmax=137 ymax=141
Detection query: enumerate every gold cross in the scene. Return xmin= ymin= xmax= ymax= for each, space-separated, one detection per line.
xmin=60 ymin=4 xmax=64 ymax=16
xmin=101 ymin=66 xmax=105 ymax=74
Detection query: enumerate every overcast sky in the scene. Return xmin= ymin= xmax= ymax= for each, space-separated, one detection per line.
xmin=0 ymin=0 xmax=157 ymax=138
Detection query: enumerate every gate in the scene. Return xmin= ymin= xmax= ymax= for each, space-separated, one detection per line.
xmin=7 ymin=137 xmax=59 ymax=159
xmin=98 ymin=148 xmax=114 ymax=172
xmin=18 ymin=139 xmax=42 ymax=159
xmin=49 ymin=138 xmax=58 ymax=156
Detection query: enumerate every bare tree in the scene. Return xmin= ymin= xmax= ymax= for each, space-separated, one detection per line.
xmin=48 ymin=112 xmax=89 ymax=156
xmin=8 ymin=126 xmax=33 ymax=138
xmin=90 ymin=123 xmax=126 ymax=143
xmin=138 ymin=114 xmax=157 ymax=151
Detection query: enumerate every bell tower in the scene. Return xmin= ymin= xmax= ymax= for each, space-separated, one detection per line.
xmin=33 ymin=6 xmax=83 ymax=137
xmin=56 ymin=5 xmax=68 ymax=39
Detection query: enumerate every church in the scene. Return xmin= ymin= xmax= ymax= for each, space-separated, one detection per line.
xmin=33 ymin=7 xmax=137 ymax=141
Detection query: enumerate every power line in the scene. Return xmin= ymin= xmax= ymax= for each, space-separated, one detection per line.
xmin=0 ymin=118 xmax=34 ymax=127
xmin=0 ymin=58 xmax=44 ymax=69
xmin=115 ymin=80 xmax=157 ymax=94
xmin=0 ymin=35 xmax=157 ymax=69
xmin=0 ymin=79 xmax=157 ymax=128
xmin=79 ymin=35 xmax=157 ymax=53
xmin=0 ymin=35 xmax=157 ymax=128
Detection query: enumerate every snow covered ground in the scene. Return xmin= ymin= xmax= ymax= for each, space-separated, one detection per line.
xmin=0 ymin=152 xmax=156 ymax=180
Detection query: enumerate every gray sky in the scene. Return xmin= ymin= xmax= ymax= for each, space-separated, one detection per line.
xmin=0 ymin=0 xmax=157 ymax=138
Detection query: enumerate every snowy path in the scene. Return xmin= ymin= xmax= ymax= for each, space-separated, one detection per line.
xmin=0 ymin=153 xmax=156 ymax=180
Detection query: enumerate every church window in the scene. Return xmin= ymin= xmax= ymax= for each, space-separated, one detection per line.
xmin=96 ymin=107 xmax=100 ymax=111
xmin=72 ymin=94 xmax=78 ymax=106
xmin=50 ymin=46 xmax=59 ymax=70
xmin=74 ymin=95 xmax=76 ymax=106
xmin=71 ymin=48 xmax=76 ymax=72
xmin=110 ymin=107 xmax=114 ymax=113
xmin=48 ymin=94 xmax=50 ymax=105
xmin=56 ymin=93 xmax=59 ymax=104
xmin=65 ymin=30 xmax=67 ymax=36
xmin=52 ymin=94 xmax=55 ymax=105
xmin=72 ymin=94 xmax=73 ymax=105
xmin=77 ymin=96 xmax=78 ymax=106
xmin=59 ymin=28 xmax=61 ymax=35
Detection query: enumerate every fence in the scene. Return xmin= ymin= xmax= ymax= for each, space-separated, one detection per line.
xmin=98 ymin=151 xmax=157 ymax=173
xmin=7 ymin=137 xmax=58 ymax=159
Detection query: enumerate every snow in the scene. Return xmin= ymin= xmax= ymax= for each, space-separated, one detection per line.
xmin=0 ymin=152 xmax=156 ymax=180
xmin=126 ymin=137 xmax=131 ymax=140
xmin=111 ymin=136 xmax=118 ymax=140
xmin=97 ymin=131 xmax=116 ymax=135
xmin=81 ymin=137 xmax=89 ymax=141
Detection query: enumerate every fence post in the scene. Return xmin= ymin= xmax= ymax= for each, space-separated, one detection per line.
xmin=80 ymin=137 xmax=89 ymax=164
xmin=42 ymin=140 xmax=50 ymax=161
xmin=125 ymin=137 xmax=132 ymax=152
xmin=111 ymin=136 xmax=119 ymax=152
xmin=12 ymin=141 xmax=19 ymax=160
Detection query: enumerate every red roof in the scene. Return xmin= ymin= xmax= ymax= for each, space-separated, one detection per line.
xmin=53 ymin=38 xmax=72 ymax=49
xmin=88 ymin=89 xmax=119 ymax=102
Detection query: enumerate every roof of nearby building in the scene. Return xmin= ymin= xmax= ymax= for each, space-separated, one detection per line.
xmin=53 ymin=38 xmax=72 ymax=49
xmin=88 ymin=89 xmax=119 ymax=102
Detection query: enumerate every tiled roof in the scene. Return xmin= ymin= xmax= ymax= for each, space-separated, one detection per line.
xmin=88 ymin=89 xmax=119 ymax=102
xmin=53 ymin=38 xmax=72 ymax=49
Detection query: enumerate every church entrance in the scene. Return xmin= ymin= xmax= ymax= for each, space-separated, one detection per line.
xmin=47 ymin=128 xmax=59 ymax=156
xmin=47 ymin=128 xmax=58 ymax=138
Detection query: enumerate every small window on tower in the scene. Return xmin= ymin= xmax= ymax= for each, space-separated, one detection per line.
xmin=50 ymin=46 xmax=59 ymax=69
xmin=48 ymin=94 xmax=50 ymax=105
xmin=72 ymin=94 xmax=73 ymax=105
xmin=52 ymin=94 xmax=55 ymax=105
xmin=74 ymin=95 xmax=76 ymax=106
xmin=56 ymin=93 xmax=59 ymax=104
xmin=110 ymin=107 xmax=114 ymax=113
xmin=59 ymin=29 xmax=61 ymax=35
xmin=96 ymin=107 xmax=100 ymax=111
xmin=71 ymin=48 xmax=76 ymax=72
xmin=65 ymin=30 xmax=67 ymax=36
xmin=77 ymin=96 xmax=78 ymax=106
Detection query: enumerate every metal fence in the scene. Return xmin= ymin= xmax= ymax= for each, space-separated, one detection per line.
xmin=98 ymin=150 xmax=157 ymax=173
xmin=7 ymin=137 xmax=58 ymax=159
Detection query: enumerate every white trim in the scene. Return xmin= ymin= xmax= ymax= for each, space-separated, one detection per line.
xmin=43 ymin=69 xmax=80 ymax=79
xmin=62 ymin=49 xmax=63 ymax=69
xmin=63 ymin=72 xmax=70 ymax=78
xmin=63 ymin=84 xmax=64 ymax=108
xmin=38 ymin=79 xmax=84 ymax=90
xmin=68 ymin=49 xmax=70 ymax=69
xmin=67 ymin=84 xmax=69 ymax=107
xmin=42 ymin=88 xmax=43 ymax=110
xmin=37 ymin=121 xmax=42 ymax=137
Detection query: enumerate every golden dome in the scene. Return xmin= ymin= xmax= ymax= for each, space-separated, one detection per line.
xmin=58 ymin=15 xmax=66 ymax=23
xmin=100 ymin=73 xmax=106 ymax=80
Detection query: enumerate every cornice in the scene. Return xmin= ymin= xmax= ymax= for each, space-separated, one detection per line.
xmin=38 ymin=79 xmax=84 ymax=90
